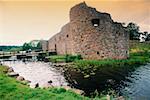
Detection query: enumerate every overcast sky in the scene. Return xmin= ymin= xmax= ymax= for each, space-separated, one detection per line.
xmin=0 ymin=0 xmax=149 ymax=45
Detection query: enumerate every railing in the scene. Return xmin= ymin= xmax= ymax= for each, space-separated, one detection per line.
xmin=0 ymin=51 xmax=44 ymax=57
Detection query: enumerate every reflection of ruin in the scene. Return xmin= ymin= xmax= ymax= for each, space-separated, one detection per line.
xmin=44 ymin=2 xmax=129 ymax=60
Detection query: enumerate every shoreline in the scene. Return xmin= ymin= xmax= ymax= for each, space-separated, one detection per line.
xmin=1 ymin=62 xmax=85 ymax=95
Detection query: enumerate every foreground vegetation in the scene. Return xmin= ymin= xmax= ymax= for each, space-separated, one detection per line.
xmin=47 ymin=54 xmax=82 ymax=63
xmin=0 ymin=66 xmax=108 ymax=100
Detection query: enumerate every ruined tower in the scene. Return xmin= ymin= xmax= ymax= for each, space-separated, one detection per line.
xmin=48 ymin=2 xmax=129 ymax=60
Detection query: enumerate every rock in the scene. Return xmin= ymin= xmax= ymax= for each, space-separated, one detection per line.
xmin=30 ymin=83 xmax=39 ymax=88
xmin=48 ymin=80 xmax=53 ymax=84
xmin=106 ymin=95 xmax=110 ymax=100
xmin=7 ymin=72 xmax=19 ymax=77
xmin=107 ymin=79 xmax=115 ymax=85
xmin=40 ymin=82 xmax=53 ymax=88
xmin=90 ymin=72 xmax=95 ymax=75
xmin=72 ymin=88 xmax=84 ymax=95
xmin=63 ymin=86 xmax=84 ymax=95
xmin=63 ymin=86 xmax=72 ymax=90
xmin=21 ymin=80 xmax=31 ymax=85
xmin=84 ymin=75 xmax=90 ymax=78
xmin=16 ymin=76 xmax=24 ymax=81
xmin=116 ymin=96 xmax=124 ymax=100
xmin=8 ymin=67 xmax=14 ymax=72
xmin=25 ymin=80 xmax=31 ymax=83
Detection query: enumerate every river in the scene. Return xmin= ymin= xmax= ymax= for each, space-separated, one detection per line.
xmin=120 ymin=63 xmax=150 ymax=99
xmin=1 ymin=60 xmax=150 ymax=99
xmin=2 ymin=61 xmax=68 ymax=87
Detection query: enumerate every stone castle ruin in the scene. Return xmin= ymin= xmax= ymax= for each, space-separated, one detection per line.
xmin=45 ymin=2 xmax=129 ymax=60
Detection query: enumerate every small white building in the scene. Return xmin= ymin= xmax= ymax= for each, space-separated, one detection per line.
xmin=139 ymin=33 xmax=147 ymax=42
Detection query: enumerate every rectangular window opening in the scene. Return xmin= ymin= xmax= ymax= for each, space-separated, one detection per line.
xmin=91 ymin=19 xmax=100 ymax=27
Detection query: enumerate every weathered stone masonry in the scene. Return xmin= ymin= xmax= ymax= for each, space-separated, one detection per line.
xmin=47 ymin=2 xmax=129 ymax=60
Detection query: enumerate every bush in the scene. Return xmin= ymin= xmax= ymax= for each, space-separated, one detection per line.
xmin=48 ymin=54 xmax=82 ymax=63
xmin=66 ymin=54 xmax=82 ymax=62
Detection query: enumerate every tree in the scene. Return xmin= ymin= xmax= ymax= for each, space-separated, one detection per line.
xmin=126 ymin=22 xmax=140 ymax=40
xmin=22 ymin=43 xmax=32 ymax=51
xmin=22 ymin=41 xmax=42 ymax=51
xmin=145 ymin=32 xmax=150 ymax=41
xmin=36 ymin=42 xmax=42 ymax=50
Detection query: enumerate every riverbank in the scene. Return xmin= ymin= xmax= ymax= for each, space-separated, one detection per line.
xmin=0 ymin=65 xmax=108 ymax=100
xmin=59 ymin=41 xmax=150 ymax=77
xmin=61 ymin=41 xmax=150 ymax=96
xmin=67 ymin=51 xmax=150 ymax=76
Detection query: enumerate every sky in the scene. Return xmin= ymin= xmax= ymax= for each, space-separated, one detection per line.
xmin=0 ymin=0 xmax=149 ymax=45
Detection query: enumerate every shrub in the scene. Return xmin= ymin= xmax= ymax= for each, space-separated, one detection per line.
xmin=48 ymin=54 xmax=82 ymax=63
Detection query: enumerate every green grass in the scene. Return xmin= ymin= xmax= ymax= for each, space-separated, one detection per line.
xmin=130 ymin=40 xmax=150 ymax=52
xmin=47 ymin=55 xmax=82 ymax=63
xmin=0 ymin=66 xmax=107 ymax=100
xmin=71 ymin=53 xmax=149 ymax=75
xmin=47 ymin=55 xmax=66 ymax=63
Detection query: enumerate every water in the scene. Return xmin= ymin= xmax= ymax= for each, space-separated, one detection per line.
xmin=120 ymin=63 xmax=150 ymax=99
xmin=2 ymin=59 xmax=150 ymax=99
xmin=2 ymin=61 xmax=68 ymax=87
xmin=64 ymin=63 xmax=150 ymax=99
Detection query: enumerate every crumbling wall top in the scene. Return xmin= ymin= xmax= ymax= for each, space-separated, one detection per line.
xmin=70 ymin=2 xmax=113 ymax=23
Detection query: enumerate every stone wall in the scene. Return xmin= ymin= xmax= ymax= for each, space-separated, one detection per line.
xmin=41 ymin=40 xmax=48 ymax=51
xmin=48 ymin=2 xmax=129 ymax=60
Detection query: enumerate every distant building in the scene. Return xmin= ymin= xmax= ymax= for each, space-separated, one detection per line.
xmin=47 ymin=2 xmax=129 ymax=60
xmin=139 ymin=33 xmax=147 ymax=42
xmin=41 ymin=40 xmax=48 ymax=51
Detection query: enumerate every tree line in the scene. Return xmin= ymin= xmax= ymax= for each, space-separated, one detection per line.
xmin=123 ymin=22 xmax=150 ymax=41
xmin=0 ymin=41 xmax=42 ymax=52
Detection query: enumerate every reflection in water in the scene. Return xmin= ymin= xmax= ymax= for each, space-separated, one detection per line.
xmin=120 ymin=63 xmax=150 ymax=99
xmin=65 ymin=63 xmax=150 ymax=99
xmin=3 ymin=61 xmax=68 ymax=87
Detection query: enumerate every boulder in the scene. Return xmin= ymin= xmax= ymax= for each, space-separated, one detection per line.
xmin=48 ymin=80 xmax=53 ymax=84
xmin=63 ymin=86 xmax=84 ymax=95
xmin=8 ymin=67 xmax=14 ymax=72
xmin=72 ymin=88 xmax=84 ymax=95
xmin=30 ymin=83 xmax=39 ymax=88
xmin=16 ymin=76 xmax=24 ymax=81
xmin=62 ymin=86 xmax=72 ymax=90
xmin=21 ymin=80 xmax=31 ymax=85
xmin=7 ymin=72 xmax=19 ymax=77
xmin=116 ymin=96 xmax=124 ymax=100
xmin=25 ymin=80 xmax=31 ymax=83
xmin=40 ymin=82 xmax=53 ymax=88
